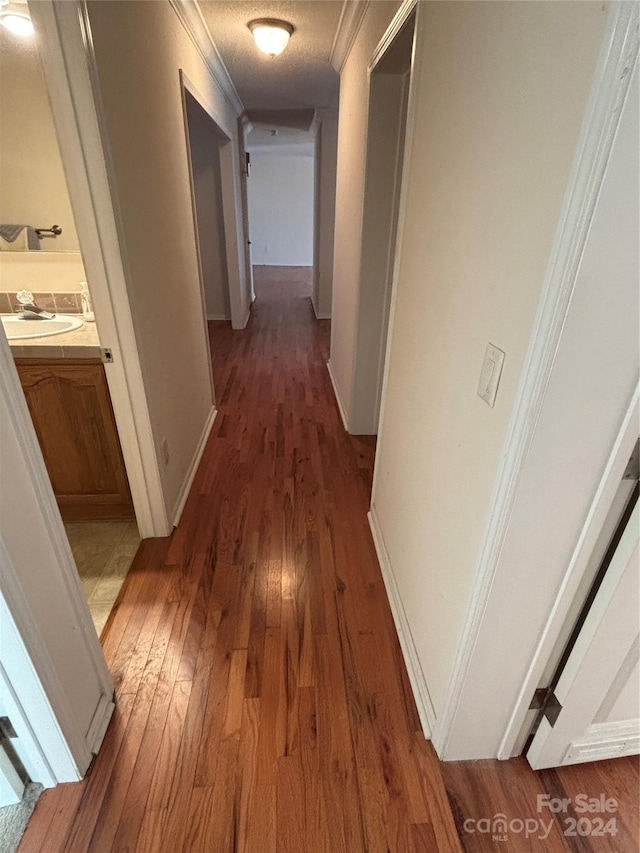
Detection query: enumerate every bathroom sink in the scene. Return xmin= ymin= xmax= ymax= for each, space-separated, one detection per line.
xmin=1 ymin=314 xmax=84 ymax=341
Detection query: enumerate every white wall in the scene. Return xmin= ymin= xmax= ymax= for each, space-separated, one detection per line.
xmin=0 ymin=27 xmax=79 ymax=251
xmin=329 ymin=1 xmax=401 ymax=423
xmin=247 ymin=149 xmax=314 ymax=266
xmin=86 ymin=0 xmax=249 ymax=520
xmin=352 ymin=71 xmax=409 ymax=433
xmin=185 ymin=91 xmax=230 ymax=320
xmin=364 ymin=1 xmax=607 ymax=730
xmin=0 ymin=253 xmax=86 ymax=294
xmin=313 ymin=109 xmax=338 ymax=318
xmin=444 ymin=65 xmax=639 ymax=760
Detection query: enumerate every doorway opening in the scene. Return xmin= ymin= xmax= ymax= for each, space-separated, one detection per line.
xmin=180 ymin=69 xmax=250 ymax=381
xmin=183 ymin=88 xmax=232 ymax=326
xmin=350 ymin=10 xmax=416 ymax=437
xmin=0 ymin=18 xmax=140 ymax=639
xmin=244 ymin=117 xmax=317 ymax=308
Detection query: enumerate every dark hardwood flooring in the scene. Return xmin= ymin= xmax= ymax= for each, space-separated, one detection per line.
xmin=443 ymin=755 xmax=638 ymax=852
xmin=19 ymin=271 xmax=638 ymax=852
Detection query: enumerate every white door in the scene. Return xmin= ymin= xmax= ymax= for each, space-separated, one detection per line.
xmin=527 ymin=500 xmax=639 ymax=769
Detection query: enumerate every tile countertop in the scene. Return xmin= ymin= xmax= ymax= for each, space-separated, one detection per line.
xmin=7 ymin=318 xmax=102 ymax=359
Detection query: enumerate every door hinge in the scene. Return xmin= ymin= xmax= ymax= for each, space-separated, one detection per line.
xmin=0 ymin=716 xmax=18 ymax=739
xmin=529 ymin=687 xmax=563 ymax=728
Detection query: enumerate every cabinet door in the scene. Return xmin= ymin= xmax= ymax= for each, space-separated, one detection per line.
xmin=16 ymin=359 xmax=135 ymax=521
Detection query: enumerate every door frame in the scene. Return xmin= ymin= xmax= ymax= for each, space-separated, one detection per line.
xmin=29 ymin=0 xmax=170 ymax=538
xmin=180 ymin=71 xmax=251 ymax=332
xmin=366 ymin=62 xmax=412 ymax=434
xmin=180 ymin=69 xmax=240 ymax=335
xmin=343 ymin=0 xmax=418 ymax=435
xmin=239 ymin=114 xmax=255 ymax=304
xmin=179 ymin=70 xmax=223 ymax=404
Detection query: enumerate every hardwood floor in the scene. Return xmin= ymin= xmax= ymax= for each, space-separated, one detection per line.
xmin=18 ymin=272 xmax=638 ymax=852
xmin=442 ymin=755 xmax=639 ymax=852
xmin=19 ymin=274 xmax=461 ymax=852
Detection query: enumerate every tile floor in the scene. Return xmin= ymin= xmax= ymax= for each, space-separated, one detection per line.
xmin=64 ymin=521 xmax=140 ymax=637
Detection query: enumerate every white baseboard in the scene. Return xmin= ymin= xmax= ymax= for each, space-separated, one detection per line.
xmin=171 ymin=406 xmax=217 ymax=527
xmin=236 ymin=306 xmax=251 ymax=330
xmin=207 ymin=313 xmax=230 ymax=321
xmin=565 ymin=720 xmax=640 ymax=765
xmin=368 ymin=505 xmax=436 ymax=738
xmin=311 ymin=296 xmax=331 ymax=320
xmin=326 ymin=361 xmax=350 ymax=433
xmin=86 ymin=693 xmax=115 ymax=755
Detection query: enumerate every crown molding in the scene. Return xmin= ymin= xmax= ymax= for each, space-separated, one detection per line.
xmin=169 ymin=0 xmax=244 ymax=117
xmin=329 ymin=0 xmax=370 ymax=73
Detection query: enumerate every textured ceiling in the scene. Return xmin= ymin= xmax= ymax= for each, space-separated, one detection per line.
xmin=198 ymin=1 xmax=343 ymax=111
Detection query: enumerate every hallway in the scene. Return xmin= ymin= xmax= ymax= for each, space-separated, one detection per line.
xmin=18 ymin=273 xmax=461 ymax=852
xmin=16 ymin=274 xmax=640 ymax=852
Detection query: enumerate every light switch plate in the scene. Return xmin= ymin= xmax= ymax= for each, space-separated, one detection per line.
xmin=477 ymin=343 xmax=505 ymax=407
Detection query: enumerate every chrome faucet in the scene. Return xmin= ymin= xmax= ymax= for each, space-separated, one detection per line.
xmin=16 ymin=290 xmax=55 ymax=320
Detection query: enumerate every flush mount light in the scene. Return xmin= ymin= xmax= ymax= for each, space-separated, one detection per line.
xmin=0 ymin=11 xmax=34 ymax=37
xmin=248 ymin=19 xmax=294 ymax=58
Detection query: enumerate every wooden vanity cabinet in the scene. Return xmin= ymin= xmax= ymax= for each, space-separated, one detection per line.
xmin=15 ymin=358 xmax=135 ymax=522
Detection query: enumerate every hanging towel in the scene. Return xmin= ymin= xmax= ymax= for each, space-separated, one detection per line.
xmin=0 ymin=224 xmax=41 ymax=251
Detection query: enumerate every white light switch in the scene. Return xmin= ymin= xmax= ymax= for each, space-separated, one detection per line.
xmin=477 ymin=343 xmax=505 ymax=407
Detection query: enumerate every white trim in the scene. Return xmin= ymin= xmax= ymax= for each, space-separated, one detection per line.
xmin=499 ymin=384 xmax=639 ymax=759
xmin=368 ymin=507 xmax=436 ymax=736
xmin=329 ymin=0 xmax=370 ymax=73
xmin=171 ymin=407 xmax=218 ymax=527
xmin=220 ymin=139 xmax=250 ymax=331
xmin=0 ymin=658 xmax=56 ymax=788
xmin=432 ymin=1 xmax=640 ymax=758
xmin=311 ymin=298 xmax=331 ymax=320
xmin=308 ymin=111 xmax=321 ymax=140
xmin=207 ymin=314 xmax=231 ymax=321
xmin=564 ymin=719 xmax=640 ymax=764
xmin=30 ymin=0 xmax=170 ymax=538
xmin=371 ymin=0 xmax=424 ymax=492
xmin=0 ymin=746 xmax=23 ymax=807
xmin=178 ymin=60 xmax=236 ymax=142
xmin=368 ymin=0 xmax=417 ymax=72
xmin=169 ymin=0 xmax=244 ymax=117
xmin=362 ymin=0 xmax=417 ymax=434
xmin=179 ymin=70 xmax=217 ymax=409
xmin=179 ymin=69 xmax=247 ymax=331
xmin=85 ymin=694 xmax=115 ymax=756
xmin=326 ymin=361 xmax=350 ymax=433
xmin=240 ymin=113 xmax=254 ymax=137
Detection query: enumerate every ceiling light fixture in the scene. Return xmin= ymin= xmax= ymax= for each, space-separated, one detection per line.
xmin=0 ymin=10 xmax=34 ymax=37
xmin=248 ymin=19 xmax=293 ymax=58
